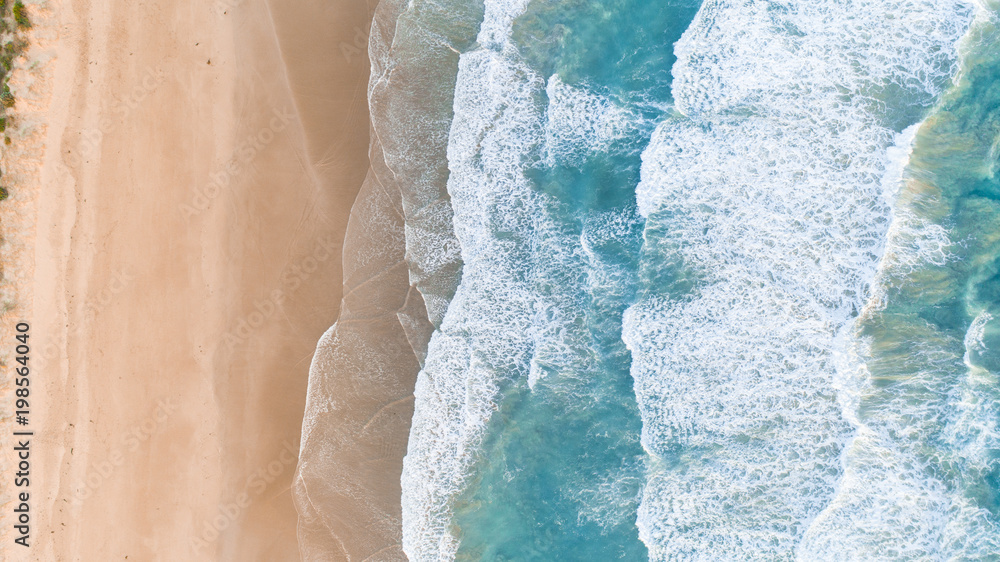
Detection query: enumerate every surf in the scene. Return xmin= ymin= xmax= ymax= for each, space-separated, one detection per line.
xmin=625 ymin=0 xmax=974 ymax=558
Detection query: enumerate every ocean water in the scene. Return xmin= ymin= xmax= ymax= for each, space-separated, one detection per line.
xmin=370 ymin=0 xmax=1000 ymax=559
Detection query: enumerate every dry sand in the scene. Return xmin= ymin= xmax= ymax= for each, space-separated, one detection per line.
xmin=0 ymin=0 xmax=379 ymax=559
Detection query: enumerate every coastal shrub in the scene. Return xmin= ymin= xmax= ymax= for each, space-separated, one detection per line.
xmin=2 ymin=40 xmax=28 ymax=71
xmin=0 ymin=117 xmax=6 ymax=132
xmin=13 ymin=1 xmax=28 ymax=28
xmin=0 ymin=186 xmax=8 ymax=201
xmin=1 ymin=84 xmax=13 ymax=108
xmin=0 ymin=0 xmax=7 ymax=12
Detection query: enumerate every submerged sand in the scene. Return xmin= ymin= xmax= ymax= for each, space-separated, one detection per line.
xmin=0 ymin=0 xmax=378 ymax=559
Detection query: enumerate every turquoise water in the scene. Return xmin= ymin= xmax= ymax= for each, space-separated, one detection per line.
xmin=449 ymin=2 xmax=699 ymax=559
xmin=387 ymin=0 xmax=1000 ymax=559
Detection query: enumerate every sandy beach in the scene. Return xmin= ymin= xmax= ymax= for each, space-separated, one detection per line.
xmin=0 ymin=0 xmax=376 ymax=559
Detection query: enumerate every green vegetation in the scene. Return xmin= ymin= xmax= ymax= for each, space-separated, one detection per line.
xmin=2 ymin=40 xmax=25 ymax=73
xmin=12 ymin=2 xmax=27 ymax=29
xmin=4 ymin=38 xmax=25 ymax=55
xmin=0 ymin=0 xmax=31 ymax=203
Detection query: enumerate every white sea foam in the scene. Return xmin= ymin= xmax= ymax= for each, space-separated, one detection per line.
xmin=801 ymin=213 xmax=1000 ymax=557
xmin=399 ymin=0 xmax=661 ymax=553
xmin=798 ymin=315 xmax=1000 ymax=559
xmin=798 ymin=6 xmax=1000 ymax=558
xmin=399 ymin=3 xmax=581 ymax=558
xmin=543 ymin=75 xmax=638 ymax=166
xmin=626 ymin=0 xmax=974 ymax=558
xmin=366 ymin=0 xmax=474 ymax=327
